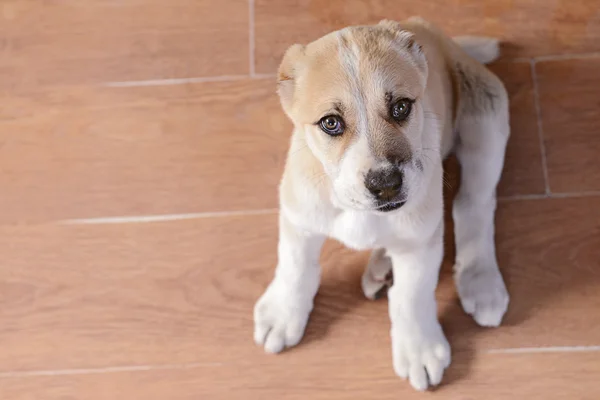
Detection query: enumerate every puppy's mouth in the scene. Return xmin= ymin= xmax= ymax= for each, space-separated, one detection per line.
xmin=375 ymin=200 xmax=406 ymax=212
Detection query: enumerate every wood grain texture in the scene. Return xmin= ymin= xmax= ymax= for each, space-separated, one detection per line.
xmin=0 ymin=344 xmax=598 ymax=400
xmin=2 ymin=0 xmax=600 ymax=398
xmin=536 ymin=58 xmax=600 ymax=192
xmin=0 ymin=197 xmax=598 ymax=378
xmin=255 ymin=0 xmax=600 ymax=73
xmin=0 ymin=78 xmax=289 ymax=223
xmin=0 ymin=0 xmax=249 ymax=89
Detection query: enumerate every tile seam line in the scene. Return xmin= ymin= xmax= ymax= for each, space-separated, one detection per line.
xmin=529 ymin=59 xmax=551 ymax=195
xmin=533 ymin=51 xmax=600 ymax=62
xmin=498 ymin=191 xmax=600 ymax=201
xmin=59 ymin=208 xmax=279 ymax=225
xmin=0 ymin=362 xmax=223 ymax=379
xmin=249 ymin=0 xmax=256 ymax=76
xmin=1 ymin=346 xmax=599 ymax=379
xmin=99 ymin=52 xmax=600 ymax=87
xmin=487 ymin=345 xmax=600 ymax=354
xmin=103 ymin=73 xmax=275 ymax=87
xmin=56 ymin=190 xmax=600 ymax=225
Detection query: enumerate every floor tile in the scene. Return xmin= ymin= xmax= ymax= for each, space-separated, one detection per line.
xmin=535 ymin=58 xmax=600 ymax=192
xmin=441 ymin=196 xmax=600 ymax=352
xmin=255 ymin=0 xmax=600 ymax=73
xmin=489 ymin=62 xmax=545 ymax=196
xmin=1 ymin=1 xmax=599 ymax=397
xmin=0 ymin=196 xmax=598 ymax=374
xmin=0 ymin=216 xmax=278 ymax=372
xmin=0 ymin=0 xmax=249 ymax=89
xmin=0 ymin=352 xmax=598 ymax=400
xmin=0 ymin=79 xmax=289 ymax=223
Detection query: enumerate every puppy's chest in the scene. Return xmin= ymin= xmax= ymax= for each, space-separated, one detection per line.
xmin=328 ymin=211 xmax=396 ymax=251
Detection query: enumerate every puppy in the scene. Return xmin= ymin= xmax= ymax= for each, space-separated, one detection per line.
xmin=254 ymin=17 xmax=510 ymax=391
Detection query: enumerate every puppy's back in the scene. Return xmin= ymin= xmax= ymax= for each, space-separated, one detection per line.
xmin=401 ymin=17 xmax=508 ymax=135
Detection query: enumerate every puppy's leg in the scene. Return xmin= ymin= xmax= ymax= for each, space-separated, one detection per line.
xmin=453 ymin=107 xmax=510 ymax=327
xmin=254 ymin=212 xmax=325 ymax=353
xmin=362 ymin=248 xmax=393 ymax=300
xmin=388 ymin=231 xmax=450 ymax=391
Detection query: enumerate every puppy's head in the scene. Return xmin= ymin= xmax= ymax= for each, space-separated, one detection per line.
xmin=278 ymin=21 xmax=431 ymax=213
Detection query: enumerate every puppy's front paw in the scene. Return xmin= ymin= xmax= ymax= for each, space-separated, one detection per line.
xmin=253 ymin=283 xmax=312 ymax=354
xmin=391 ymin=324 xmax=451 ymax=391
xmin=455 ymin=265 xmax=509 ymax=327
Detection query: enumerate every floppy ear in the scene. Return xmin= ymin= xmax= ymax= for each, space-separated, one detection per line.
xmin=378 ymin=20 xmax=427 ymax=71
xmin=277 ymin=44 xmax=305 ymax=117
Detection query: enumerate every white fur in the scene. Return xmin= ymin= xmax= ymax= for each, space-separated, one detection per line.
xmin=332 ymin=136 xmax=376 ymax=211
xmin=332 ymin=31 xmax=377 ymax=210
xmin=453 ymin=36 xmax=500 ymax=64
xmin=388 ymin=230 xmax=450 ymax=391
xmin=453 ymin=111 xmax=510 ymax=327
xmin=256 ymin=112 xmax=451 ymax=391
xmin=254 ymin=214 xmax=325 ymax=353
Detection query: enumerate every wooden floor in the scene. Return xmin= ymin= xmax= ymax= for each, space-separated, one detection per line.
xmin=1 ymin=1 xmax=600 ymax=398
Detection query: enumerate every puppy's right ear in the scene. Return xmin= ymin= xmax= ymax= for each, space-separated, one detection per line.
xmin=277 ymin=44 xmax=305 ymax=117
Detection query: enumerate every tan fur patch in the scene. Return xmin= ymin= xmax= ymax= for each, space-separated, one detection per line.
xmin=288 ymin=25 xmax=427 ymax=168
xmin=277 ymin=17 xmax=503 ymax=213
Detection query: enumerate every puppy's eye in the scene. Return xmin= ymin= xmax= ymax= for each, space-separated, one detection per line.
xmin=391 ymin=99 xmax=413 ymax=122
xmin=319 ymin=115 xmax=345 ymax=136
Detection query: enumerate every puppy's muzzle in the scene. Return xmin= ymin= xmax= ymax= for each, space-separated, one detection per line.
xmin=365 ymin=168 xmax=404 ymax=210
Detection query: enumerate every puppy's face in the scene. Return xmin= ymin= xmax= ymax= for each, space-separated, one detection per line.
xmin=279 ymin=22 xmax=430 ymax=213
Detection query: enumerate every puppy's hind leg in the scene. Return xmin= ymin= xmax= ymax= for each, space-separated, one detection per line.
xmin=362 ymin=248 xmax=393 ymax=300
xmin=453 ymin=74 xmax=510 ymax=327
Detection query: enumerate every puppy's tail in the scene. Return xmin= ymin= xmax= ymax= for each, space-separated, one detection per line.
xmin=453 ymin=36 xmax=500 ymax=64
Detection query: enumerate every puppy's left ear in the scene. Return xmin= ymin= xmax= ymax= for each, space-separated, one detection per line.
xmin=277 ymin=44 xmax=305 ymax=117
xmin=378 ymin=20 xmax=427 ymax=71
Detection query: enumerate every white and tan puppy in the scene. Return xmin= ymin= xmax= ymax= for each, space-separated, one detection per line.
xmin=254 ymin=17 xmax=510 ymax=391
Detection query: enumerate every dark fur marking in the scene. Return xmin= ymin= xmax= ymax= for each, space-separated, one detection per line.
xmin=456 ymin=63 xmax=499 ymax=113
xmin=333 ymin=102 xmax=345 ymax=115
xmin=415 ymin=158 xmax=424 ymax=172
xmin=381 ymin=92 xmax=414 ymax=127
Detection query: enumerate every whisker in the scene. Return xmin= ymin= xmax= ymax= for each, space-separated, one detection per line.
xmin=442 ymin=175 xmax=454 ymax=190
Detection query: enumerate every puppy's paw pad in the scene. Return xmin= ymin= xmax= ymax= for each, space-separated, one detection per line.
xmin=391 ymin=325 xmax=451 ymax=391
xmin=456 ymin=266 xmax=509 ymax=327
xmin=253 ymin=288 xmax=311 ymax=353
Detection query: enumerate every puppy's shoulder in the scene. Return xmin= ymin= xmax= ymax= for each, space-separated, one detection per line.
xmin=450 ymin=56 xmax=507 ymax=118
xmin=402 ymin=17 xmax=508 ymax=118
xmin=444 ymin=37 xmax=508 ymax=117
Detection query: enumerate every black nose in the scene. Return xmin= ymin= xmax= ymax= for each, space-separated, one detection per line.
xmin=365 ymin=168 xmax=403 ymax=202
